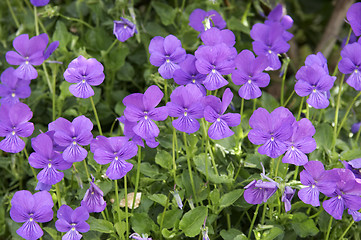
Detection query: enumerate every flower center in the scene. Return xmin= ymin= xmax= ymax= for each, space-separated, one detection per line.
xmin=48 ymin=163 xmax=52 ymax=168
xmin=212 ymin=69 xmax=216 ymax=73
xmin=29 ymin=218 xmax=34 ymax=222
xmin=192 ymin=79 xmax=196 ymax=83
xmin=355 ymin=69 xmax=359 ymax=73
xmin=166 ymin=59 xmax=170 ymax=63
xmin=271 ymin=137 xmax=274 ymax=141
xmin=311 ymin=185 xmax=315 ymax=188
xmin=11 ymin=93 xmax=16 ymax=97
xmin=82 ymin=79 xmax=86 ymax=83
xmin=72 ymin=141 xmax=77 ymax=145
xmin=25 ymin=61 xmax=29 ymax=65
xmin=268 ymin=49 xmax=272 ymax=54
xmin=338 ymin=195 xmax=342 ymax=199
xmin=144 ymin=115 xmax=148 ymax=120
xmin=248 ymin=79 xmax=252 ymax=84
xmin=184 ymin=112 xmax=188 ymax=116
xmin=217 ymin=118 xmax=221 ymax=122
xmin=11 ymin=131 xmax=16 ymax=135
xmin=291 ymin=146 xmax=295 ymax=150
xmin=123 ymin=25 xmax=127 ymax=29
xmin=91 ymin=191 xmax=95 ymax=195
xmin=71 ymin=227 xmax=76 ymax=231
xmin=312 ymin=89 xmax=316 ymax=93
xmin=115 ymin=156 xmax=119 ymax=161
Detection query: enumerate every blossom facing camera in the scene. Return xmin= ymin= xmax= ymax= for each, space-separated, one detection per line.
xmin=244 ymin=180 xmax=278 ymax=204
xmin=113 ymin=17 xmax=137 ymax=42
xmin=10 ymin=190 xmax=54 ymax=240
xmin=338 ymin=41 xmax=361 ymax=91
xmin=0 ymin=102 xmax=34 ymax=153
xmin=63 ymin=55 xmax=105 ymax=98
xmin=81 ymin=178 xmax=106 ymax=213
xmin=30 ymin=0 xmax=50 ymax=7
xmin=189 ymin=9 xmax=226 ymax=33
xmin=55 ymin=205 xmax=90 ymax=240
xmin=0 ymin=67 xmax=31 ymax=105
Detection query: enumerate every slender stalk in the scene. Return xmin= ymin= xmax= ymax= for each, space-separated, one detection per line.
xmin=306 ymin=100 xmax=310 ymax=119
xmin=23 ymin=148 xmax=37 ymax=180
xmin=332 ymin=74 xmax=346 ymax=151
xmin=355 ymin=124 xmax=361 ymax=144
xmin=280 ymin=58 xmax=290 ymax=106
xmin=283 ymin=90 xmax=295 ymax=107
xmin=337 ymin=91 xmax=361 ymax=137
xmin=59 ymin=13 xmax=94 ymax=29
xmin=34 ymin=6 xmax=39 ymax=35
xmin=247 ymin=204 xmax=260 ymax=239
xmin=207 ymin=138 xmax=218 ymax=175
xmin=55 ymin=182 xmax=62 ymax=209
xmin=159 ymin=193 xmax=170 ymax=240
xmin=274 ymin=156 xmax=282 ymax=177
xmin=164 ymin=79 xmax=168 ymax=103
xmin=6 ymin=0 xmax=20 ymax=28
xmin=261 ymin=203 xmax=266 ymax=225
xmin=103 ymin=39 xmax=118 ymax=58
xmin=183 ymin=132 xmax=198 ymax=203
xmin=101 ymin=211 xmax=107 ymax=221
xmin=293 ymin=166 xmax=299 ymax=180
xmin=332 ymin=28 xmax=352 ymax=76
xmin=172 ymin=125 xmax=178 ymax=183
xmin=83 ymin=159 xmax=90 ymax=180
xmin=131 ymin=146 xmax=142 ymax=211
xmin=297 ymin=97 xmax=304 ymax=121
xmin=124 ymin=176 xmax=129 ymax=238
xmin=42 ymin=64 xmax=53 ymax=94
xmin=114 ymin=180 xmax=121 ymax=225
xmin=52 ymin=66 xmax=57 ymax=121
xmin=325 ymin=217 xmax=333 ymax=240
xmin=253 ymin=98 xmax=257 ymax=112
xmin=90 ymin=96 xmax=103 ymax=135
xmin=339 ymin=220 xmax=354 ymax=239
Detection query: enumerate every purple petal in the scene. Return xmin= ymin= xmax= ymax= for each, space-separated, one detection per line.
xmin=37 ymin=167 xmax=64 ymax=185
xmin=221 ymin=113 xmax=241 ymax=127
xmin=172 ymin=116 xmax=200 ymax=133
xmin=149 ymin=36 xmax=165 ymax=54
xmin=69 ymin=81 xmax=94 ymax=98
xmin=17 ymin=220 xmax=43 ymax=240
xmin=307 ymin=90 xmax=329 ymax=109
xmin=203 ymin=69 xmax=228 ymax=91
xmin=298 ymin=187 xmax=320 ymax=207
xmin=258 ymin=138 xmax=288 ymax=158
xmin=204 ymin=106 xmax=219 ymax=123
xmin=55 ymin=218 xmax=72 ymax=232
xmin=63 ymin=144 xmax=88 ymax=163
xmin=62 ymin=230 xmax=83 ymax=240
xmin=32 ymin=205 xmax=54 ymax=223
xmin=44 ymin=41 xmax=59 ymax=60
xmin=346 ymin=70 xmax=361 ymax=91
xmin=106 ymin=159 xmax=133 ymax=180
xmin=304 ymin=161 xmax=325 ymax=180
xmin=347 ymin=3 xmax=361 ymax=36
xmin=143 ymin=85 xmax=163 ymax=110
xmin=10 ymin=204 xmax=30 ymax=223
xmin=0 ymin=134 xmax=25 ymax=153
xmin=6 ymin=51 xmax=24 ymax=66
xmin=71 ymin=206 xmax=89 ymax=223
xmin=282 ymin=147 xmax=308 ymax=166
xmin=133 ymin=118 xmax=160 ymax=139
xmin=163 ymin=35 xmax=182 ymax=55
xmin=323 ymin=197 xmax=345 ymax=220
xmin=189 ymin=9 xmax=207 ymax=32
xmin=208 ymin=119 xmax=234 ymax=140
xmin=238 ymin=82 xmax=262 ymax=100
xmin=11 ymin=190 xmax=34 ymax=214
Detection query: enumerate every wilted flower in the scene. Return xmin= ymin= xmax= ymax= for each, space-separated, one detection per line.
xmin=29 ymin=133 xmax=72 ymax=185
xmin=48 ymin=116 xmax=93 ymax=162
xmin=281 ymin=186 xmax=295 ymax=212
xmin=0 ymin=67 xmax=31 ymax=105
xmin=171 ymin=188 xmax=183 ymax=209
xmin=203 ymin=88 xmax=241 ymax=140
xmin=189 ymin=9 xmax=226 ymax=33
xmin=92 ymin=136 xmax=138 ymax=180
xmin=0 ymin=102 xmax=34 ymax=153
xmin=55 ymin=205 xmax=90 ymax=240
xmin=149 ymin=35 xmax=186 ymax=79
xmin=232 ymin=50 xmax=270 ymax=99
xmin=10 ymin=190 xmax=54 ymax=240
xmin=63 ymin=55 xmax=105 ymax=98
xmin=81 ymin=177 xmax=107 ymax=213
xmin=113 ymin=17 xmax=137 ymax=42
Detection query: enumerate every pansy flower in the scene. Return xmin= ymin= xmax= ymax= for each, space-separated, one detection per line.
xmin=63 ymin=55 xmax=105 ymax=98
xmin=347 ymin=2 xmax=361 ymax=36
xmin=81 ymin=178 xmax=107 ymax=213
xmin=55 ymin=205 xmax=90 ymax=240
xmin=244 ymin=179 xmax=278 ymax=204
xmin=232 ymin=50 xmax=270 ymax=99
xmin=264 ymin=4 xmax=293 ymax=41
xmin=0 ymin=67 xmax=31 ymax=105
xmin=149 ymin=35 xmax=186 ymax=79
xmin=48 ymin=116 xmax=93 ymax=162
xmin=189 ymin=9 xmax=226 ymax=33
xmin=338 ymin=41 xmax=361 ymax=91
xmin=203 ymin=88 xmax=241 ymax=140
xmin=113 ymin=17 xmax=137 ymax=42
xmin=10 ymin=190 xmax=54 ymax=240
xmin=281 ymin=186 xmax=295 ymax=212
xmin=30 ymin=0 xmax=50 ymax=7
xmin=0 ymin=102 xmax=34 ymax=153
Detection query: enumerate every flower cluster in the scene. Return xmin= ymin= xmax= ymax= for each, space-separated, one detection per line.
xmin=250 ymin=4 xmax=293 ymax=70
xmin=248 ymin=107 xmax=316 ymax=165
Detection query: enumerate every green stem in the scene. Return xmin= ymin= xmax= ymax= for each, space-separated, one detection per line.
xmin=248 ymin=204 xmax=260 ymax=239
xmin=23 ymin=148 xmax=37 ymax=180
xmin=297 ymin=97 xmax=304 ymax=121
xmin=100 ymin=39 xmax=118 ymax=61
xmin=261 ymin=203 xmax=266 ymax=225
xmin=339 ymin=220 xmax=354 ymax=239
xmin=183 ymin=132 xmax=198 ymax=204
xmin=90 ymin=96 xmax=103 ymax=135
xmin=51 ymin=66 xmax=57 ymax=121
xmin=131 ymin=146 xmax=142 ymax=211
xmin=42 ymin=64 xmax=53 ymax=94
xmin=306 ymin=98 xmax=310 ymax=119
xmin=55 ymin=182 xmax=62 ymax=209
xmin=227 ymin=213 xmax=231 ymax=230
xmin=332 ymin=28 xmax=352 ymax=76
xmin=293 ymin=165 xmax=299 ymax=180
xmin=34 ymin=6 xmax=39 ymax=35
xmin=164 ymin=78 xmax=168 ymax=103
xmin=59 ymin=13 xmax=94 ymax=29
xmin=172 ymin=125 xmax=177 ymax=183
xmin=280 ymin=58 xmax=290 ymax=106
xmin=124 ymin=176 xmax=129 ymax=238
xmin=6 ymin=0 xmax=20 ymax=28
xmin=274 ymin=156 xmax=282 ymax=177
xmin=83 ymin=158 xmax=90 ymax=180
xmin=283 ymin=90 xmax=295 ymax=107
xmin=332 ymin=74 xmax=346 ymax=151
xmin=159 ymin=193 xmax=170 ymax=240
xmin=253 ymin=98 xmax=257 ymax=112
xmin=355 ymin=124 xmax=361 ymax=143
xmin=114 ymin=180 xmax=121 ymax=226
xmin=207 ymin=138 xmax=218 ymax=175
xmin=101 ymin=211 xmax=107 ymax=221
xmin=337 ymin=91 xmax=361 ymax=137
xmin=325 ymin=217 xmax=333 ymax=240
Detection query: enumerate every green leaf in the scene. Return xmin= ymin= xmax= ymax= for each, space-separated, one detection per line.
xmin=114 ymin=221 xmax=126 ymax=237
xmin=179 ymin=206 xmax=208 ymax=237
xmin=53 ymin=21 xmax=76 ymax=50
xmin=209 ymin=189 xmax=220 ymax=206
xmin=291 ymin=213 xmax=319 ymax=237
xmin=220 ymin=228 xmax=247 ymax=240
xmin=340 ymin=149 xmax=361 ymax=161
xmin=260 ymin=92 xmax=279 ymax=112
xmin=262 ymin=226 xmax=284 ymax=240
xmin=157 ymin=209 xmax=183 ymax=229
xmin=140 ymin=162 xmax=160 ymax=177
xmin=155 ymin=150 xmax=173 ymax=169
xmin=219 ymin=189 xmax=243 ymax=209
xmin=103 ymin=44 xmax=129 ymax=72
xmin=314 ymin=123 xmax=333 ymax=150
xmin=130 ymin=212 xmax=158 ymax=234
xmin=151 ymin=2 xmax=177 ymax=26
xmin=227 ymin=16 xmax=250 ymax=34
xmin=148 ymin=193 xmax=168 ymax=206
xmin=88 ymin=216 xmax=114 ymax=233
xmin=43 ymin=227 xmax=58 ymax=239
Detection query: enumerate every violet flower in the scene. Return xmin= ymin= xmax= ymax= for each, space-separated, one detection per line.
xmin=48 ymin=116 xmax=93 ymax=163
xmin=81 ymin=177 xmax=106 ymax=213
xmin=338 ymin=41 xmax=361 ymax=91
xmin=342 ymin=158 xmax=361 ymax=179
xmin=63 ymin=55 xmax=105 ymax=98
xmin=248 ymin=107 xmax=295 ymax=158
xmin=244 ymin=179 xmax=278 ymax=204
xmin=30 ymin=0 xmax=50 ymax=7
xmin=351 ymin=122 xmax=361 ymax=134
xmin=295 ymin=64 xmax=336 ymax=109
xmin=322 ymin=168 xmax=361 ymax=220
xmin=55 ymin=205 xmax=90 ymax=240
xmin=348 ymin=209 xmax=361 ymax=222
xmin=35 ymin=182 xmax=52 ymax=191
xmin=264 ymin=4 xmax=293 ymax=41
xmin=123 ymin=85 xmax=168 ymax=141
xmin=195 ymin=43 xmax=235 ymax=90
xmin=0 ymin=102 xmax=34 ymax=153
xmin=113 ymin=17 xmax=137 ymax=42
xmin=232 ymin=50 xmax=270 ymax=99
xmin=282 ymin=118 xmax=317 ymax=166
xmin=29 ymin=133 xmax=72 ymax=185
xmin=305 ymin=52 xmax=329 ymax=74
xmin=92 ymin=136 xmax=138 ymax=180
xmin=250 ymin=23 xmax=290 ymax=70
xmin=0 ymin=67 xmax=31 ymax=105
xmin=129 ymin=233 xmax=152 ymax=240
xmin=10 ymin=190 xmax=54 ymax=240
xmin=347 ymin=2 xmax=361 ymax=36
xmin=149 ymin=35 xmax=186 ymax=79
xmin=166 ymin=84 xmax=204 ymax=134
xmin=189 ymin=9 xmax=226 ymax=33
xmin=281 ymin=186 xmax=295 ymax=212
xmin=204 ymin=88 xmax=241 ymax=140
xmin=173 ymin=54 xmax=207 ymax=95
